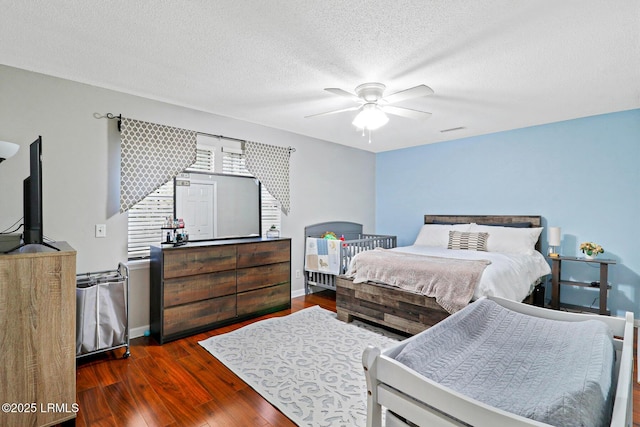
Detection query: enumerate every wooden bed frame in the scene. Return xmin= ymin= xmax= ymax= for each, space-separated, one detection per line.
xmin=362 ymin=296 xmax=635 ymax=427
xmin=336 ymin=214 xmax=543 ymax=335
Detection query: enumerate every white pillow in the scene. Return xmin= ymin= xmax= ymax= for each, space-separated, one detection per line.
xmin=414 ymin=223 xmax=471 ymax=248
xmin=469 ymin=223 xmax=542 ymax=255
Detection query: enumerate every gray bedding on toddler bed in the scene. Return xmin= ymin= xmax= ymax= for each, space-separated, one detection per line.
xmin=394 ymin=299 xmax=616 ymax=427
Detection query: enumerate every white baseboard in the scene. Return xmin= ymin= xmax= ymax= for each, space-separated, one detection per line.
xmin=291 ymin=288 xmax=306 ymax=299
xmin=130 ymin=325 xmax=149 ymax=339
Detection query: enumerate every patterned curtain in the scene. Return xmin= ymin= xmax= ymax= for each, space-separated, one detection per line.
xmin=244 ymin=141 xmax=291 ymax=215
xmin=120 ymin=117 xmax=197 ymax=213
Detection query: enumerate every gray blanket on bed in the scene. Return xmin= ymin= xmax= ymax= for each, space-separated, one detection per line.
xmin=345 ymin=248 xmax=490 ymax=313
xmin=394 ymin=299 xmax=615 ymax=427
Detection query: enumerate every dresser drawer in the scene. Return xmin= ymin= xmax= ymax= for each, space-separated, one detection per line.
xmin=164 ymin=271 xmax=236 ymax=307
xmin=237 ymin=282 xmax=290 ymax=316
xmin=163 ymin=295 xmax=236 ymax=336
xmin=236 ymin=240 xmax=290 ymax=268
xmin=236 ymin=262 xmax=290 ymax=293
xmin=163 ymin=245 xmax=236 ymax=279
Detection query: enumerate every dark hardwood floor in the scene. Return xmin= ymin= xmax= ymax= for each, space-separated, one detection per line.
xmin=69 ymin=291 xmax=639 ymax=427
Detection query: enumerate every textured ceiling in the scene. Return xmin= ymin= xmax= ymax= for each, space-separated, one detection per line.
xmin=1 ymin=1 xmax=639 ymax=153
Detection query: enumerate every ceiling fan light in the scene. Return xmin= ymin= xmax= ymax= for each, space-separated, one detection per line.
xmin=352 ymin=104 xmax=389 ymax=131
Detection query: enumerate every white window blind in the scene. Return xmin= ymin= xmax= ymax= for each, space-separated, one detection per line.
xmin=260 ymin=189 xmax=282 ymax=233
xmin=188 ymin=146 xmax=214 ymax=172
xmin=127 ymin=181 xmax=173 ymax=259
xmin=221 ymin=148 xmax=249 ymax=175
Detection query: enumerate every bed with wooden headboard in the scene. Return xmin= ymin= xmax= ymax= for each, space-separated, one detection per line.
xmin=336 ymin=214 xmax=549 ymax=335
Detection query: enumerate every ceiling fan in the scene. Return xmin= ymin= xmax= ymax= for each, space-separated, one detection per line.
xmin=306 ymin=82 xmax=434 ymax=136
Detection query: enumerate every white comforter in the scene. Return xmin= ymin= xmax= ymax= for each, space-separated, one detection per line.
xmin=389 ymin=245 xmax=551 ymax=302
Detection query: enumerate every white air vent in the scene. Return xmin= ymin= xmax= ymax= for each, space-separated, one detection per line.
xmin=440 ymin=126 xmax=466 ymax=133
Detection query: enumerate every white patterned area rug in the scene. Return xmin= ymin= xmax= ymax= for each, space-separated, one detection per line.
xmin=198 ymin=306 xmax=401 ymax=427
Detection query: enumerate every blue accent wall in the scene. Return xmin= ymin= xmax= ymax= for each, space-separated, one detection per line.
xmin=376 ymin=109 xmax=640 ymax=317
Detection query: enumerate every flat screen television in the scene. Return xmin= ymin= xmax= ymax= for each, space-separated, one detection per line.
xmin=7 ymin=136 xmax=58 ymax=252
xmin=23 ymin=136 xmax=43 ymax=244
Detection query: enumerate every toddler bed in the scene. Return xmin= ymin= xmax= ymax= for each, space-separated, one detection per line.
xmin=337 ymin=215 xmax=550 ymax=334
xmin=304 ymin=221 xmax=396 ymax=293
xmin=362 ymin=296 xmax=634 ymax=427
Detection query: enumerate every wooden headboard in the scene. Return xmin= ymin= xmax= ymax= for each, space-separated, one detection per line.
xmin=424 ymin=214 xmax=543 ymax=252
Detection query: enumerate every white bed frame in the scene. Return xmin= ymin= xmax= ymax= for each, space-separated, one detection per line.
xmin=363 ymin=296 xmax=635 ymax=427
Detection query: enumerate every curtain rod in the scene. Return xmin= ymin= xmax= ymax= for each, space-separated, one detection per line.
xmin=103 ymin=113 xmax=296 ymax=153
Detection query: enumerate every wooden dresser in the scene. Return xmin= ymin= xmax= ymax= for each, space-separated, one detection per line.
xmin=150 ymin=238 xmax=291 ymax=344
xmin=0 ymin=242 xmax=77 ymax=427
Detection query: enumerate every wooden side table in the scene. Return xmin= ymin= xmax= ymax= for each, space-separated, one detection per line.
xmin=550 ymin=255 xmax=615 ymax=315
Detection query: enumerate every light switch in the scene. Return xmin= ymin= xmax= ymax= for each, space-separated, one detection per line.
xmin=95 ymin=224 xmax=106 ymax=238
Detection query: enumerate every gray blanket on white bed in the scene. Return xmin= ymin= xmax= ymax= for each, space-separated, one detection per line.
xmin=346 ymin=248 xmax=490 ymax=313
xmin=394 ymin=299 xmax=615 ymax=427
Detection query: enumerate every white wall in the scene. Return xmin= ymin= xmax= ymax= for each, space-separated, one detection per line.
xmin=0 ymin=65 xmax=376 ymax=334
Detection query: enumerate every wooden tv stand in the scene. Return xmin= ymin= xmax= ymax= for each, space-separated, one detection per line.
xmin=0 ymin=242 xmax=77 ymax=427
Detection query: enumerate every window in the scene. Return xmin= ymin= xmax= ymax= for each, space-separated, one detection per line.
xmin=127 ymin=144 xmax=282 ymax=259
xmin=260 ymin=190 xmax=282 ymax=234
xmin=188 ymin=146 xmax=215 ymax=172
xmin=221 ymin=147 xmax=249 ymax=175
xmin=126 ymin=181 xmax=173 ymax=259
xmin=127 ymin=147 xmax=213 ymax=259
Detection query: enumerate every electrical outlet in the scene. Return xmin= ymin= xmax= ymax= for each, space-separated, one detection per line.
xmin=295 ymin=270 xmax=301 ymax=279
xmin=95 ymin=224 xmax=106 ymax=238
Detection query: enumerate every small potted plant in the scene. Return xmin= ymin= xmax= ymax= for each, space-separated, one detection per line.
xmin=579 ymin=242 xmax=604 ymax=260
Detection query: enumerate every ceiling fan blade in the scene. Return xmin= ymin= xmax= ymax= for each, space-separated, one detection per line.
xmin=305 ymin=105 xmax=361 ymax=119
xmin=382 ymin=85 xmax=434 ymax=104
xmin=324 ymin=87 xmax=363 ymax=102
xmin=381 ymin=105 xmax=432 ymax=120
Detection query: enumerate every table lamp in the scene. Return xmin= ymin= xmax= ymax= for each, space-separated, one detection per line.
xmin=548 ymin=227 xmax=561 ymax=257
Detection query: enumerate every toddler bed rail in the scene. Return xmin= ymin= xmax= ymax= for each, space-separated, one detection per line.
xmin=304 ymin=221 xmax=396 ymax=293
xmin=363 ymin=296 xmax=634 ymax=427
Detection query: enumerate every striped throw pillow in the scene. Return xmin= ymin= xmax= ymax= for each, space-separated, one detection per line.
xmin=448 ymin=231 xmax=489 ymax=251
